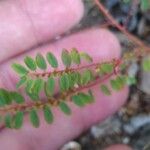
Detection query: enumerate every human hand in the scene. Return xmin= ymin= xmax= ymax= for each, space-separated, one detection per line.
xmin=0 ymin=0 xmax=131 ymax=150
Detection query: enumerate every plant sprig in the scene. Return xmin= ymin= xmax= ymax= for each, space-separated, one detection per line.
xmin=0 ymin=48 xmax=149 ymax=129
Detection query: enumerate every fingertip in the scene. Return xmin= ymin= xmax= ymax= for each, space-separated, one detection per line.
xmin=104 ymin=144 xmax=133 ymax=150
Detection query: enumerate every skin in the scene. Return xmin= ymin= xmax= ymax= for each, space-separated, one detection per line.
xmin=0 ymin=0 xmax=132 ymax=150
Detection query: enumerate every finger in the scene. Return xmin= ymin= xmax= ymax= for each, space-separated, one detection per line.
xmin=0 ymin=28 xmax=120 ymax=90
xmin=0 ymin=0 xmax=83 ymax=63
xmin=104 ymin=144 xmax=133 ymax=150
xmin=0 ymin=28 xmax=128 ymax=150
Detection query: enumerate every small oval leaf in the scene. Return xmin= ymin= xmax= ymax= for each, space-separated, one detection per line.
xmin=43 ymin=105 xmax=53 ymax=124
xmin=12 ymin=63 xmax=28 ymax=76
xmin=59 ymin=101 xmax=71 ymax=115
xmin=44 ymin=77 xmax=55 ymax=97
xmin=70 ymin=48 xmax=81 ymax=65
xmin=36 ymin=53 xmax=47 ymax=70
xmin=24 ymin=56 xmax=36 ymax=71
xmin=13 ymin=111 xmax=24 ymax=129
xmin=59 ymin=73 xmax=70 ymax=91
xmin=61 ymin=49 xmax=71 ymax=67
xmin=46 ymin=52 xmax=58 ymax=68
xmin=10 ymin=92 xmax=25 ymax=104
xmin=29 ymin=109 xmax=40 ymax=128
xmin=100 ymin=84 xmax=111 ymax=95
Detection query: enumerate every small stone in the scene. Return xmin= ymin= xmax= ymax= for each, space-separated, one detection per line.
xmin=61 ymin=141 xmax=81 ymax=150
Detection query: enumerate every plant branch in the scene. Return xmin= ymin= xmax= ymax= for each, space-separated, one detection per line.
xmin=94 ymin=0 xmax=150 ymax=54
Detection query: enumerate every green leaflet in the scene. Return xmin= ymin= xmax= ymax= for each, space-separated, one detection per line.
xmin=100 ymin=84 xmax=111 ymax=95
xmin=78 ymin=92 xmax=93 ymax=104
xmin=70 ymin=48 xmax=81 ymax=65
xmin=72 ymin=92 xmax=93 ymax=107
xmin=44 ymin=77 xmax=55 ymax=97
xmin=110 ymin=76 xmax=126 ymax=91
xmin=141 ymin=0 xmax=150 ymax=11
xmin=24 ymin=56 xmax=36 ymax=71
xmin=80 ymin=52 xmax=93 ymax=63
xmin=25 ymin=80 xmax=39 ymax=101
xmin=61 ymin=49 xmax=71 ymax=67
xmin=16 ymin=76 xmax=27 ymax=89
xmin=10 ymin=92 xmax=25 ymax=104
xmin=26 ymin=78 xmax=44 ymax=100
xmin=0 ymin=89 xmax=12 ymax=106
xmin=125 ymin=76 xmax=137 ymax=85
xmin=32 ymin=78 xmax=44 ymax=96
xmin=99 ymin=63 xmax=114 ymax=75
xmin=13 ymin=111 xmax=24 ymax=129
xmin=72 ymin=94 xmax=85 ymax=107
xmin=59 ymin=73 xmax=70 ymax=91
xmin=36 ymin=53 xmax=47 ymax=70
xmin=5 ymin=114 xmax=13 ymax=128
xmin=81 ymin=70 xmax=93 ymax=85
xmin=59 ymin=101 xmax=71 ymax=115
xmin=46 ymin=52 xmax=58 ymax=68
xmin=12 ymin=63 xmax=28 ymax=76
xmin=29 ymin=109 xmax=40 ymax=128
xmin=142 ymin=57 xmax=150 ymax=72
xmin=43 ymin=105 xmax=53 ymax=124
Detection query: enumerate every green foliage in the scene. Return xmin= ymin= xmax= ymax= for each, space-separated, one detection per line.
xmin=10 ymin=92 xmax=25 ymax=104
xmin=70 ymin=48 xmax=81 ymax=65
xmin=80 ymin=52 xmax=93 ymax=63
xmin=29 ymin=109 xmax=40 ymax=128
xmin=24 ymin=56 xmax=36 ymax=71
xmin=99 ymin=63 xmax=114 ymax=75
xmin=12 ymin=63 xmax=28 ymax=76
xmin=46 ymin=52 xmax=58 ymax=68
xmin=81 ymin=70 xmax=93 ymax=85
xmin=110 ymin=76 xmax=126 ymax=91
xmin=16 ymin=76 xmax=27 ymax=89
xmin=43 ymin=105 xmax=53 ymax=124
xmin=59 ymin=101 xmax=71 ymax=115
xmin=100 ymin=84 xmax=111 ymax=95
xmin=13 ymin=111 xmax=24 ymax=129
xmin=0 ymin=89 xmax=12 ymax=106
xmin=5 ymin=114 xmax=13 ymax=128
xmin=1 ymin=48 xmax=149 ymax=129
xmin=36 ymin=53 xmax=47 ymax=70
xmin=44 ymin=77 xmax=55 ymax=97
xmin=59 ymin=73 xmax=70 ymax=91
xmin=61 ymin=49 xmax=72 ymax=67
